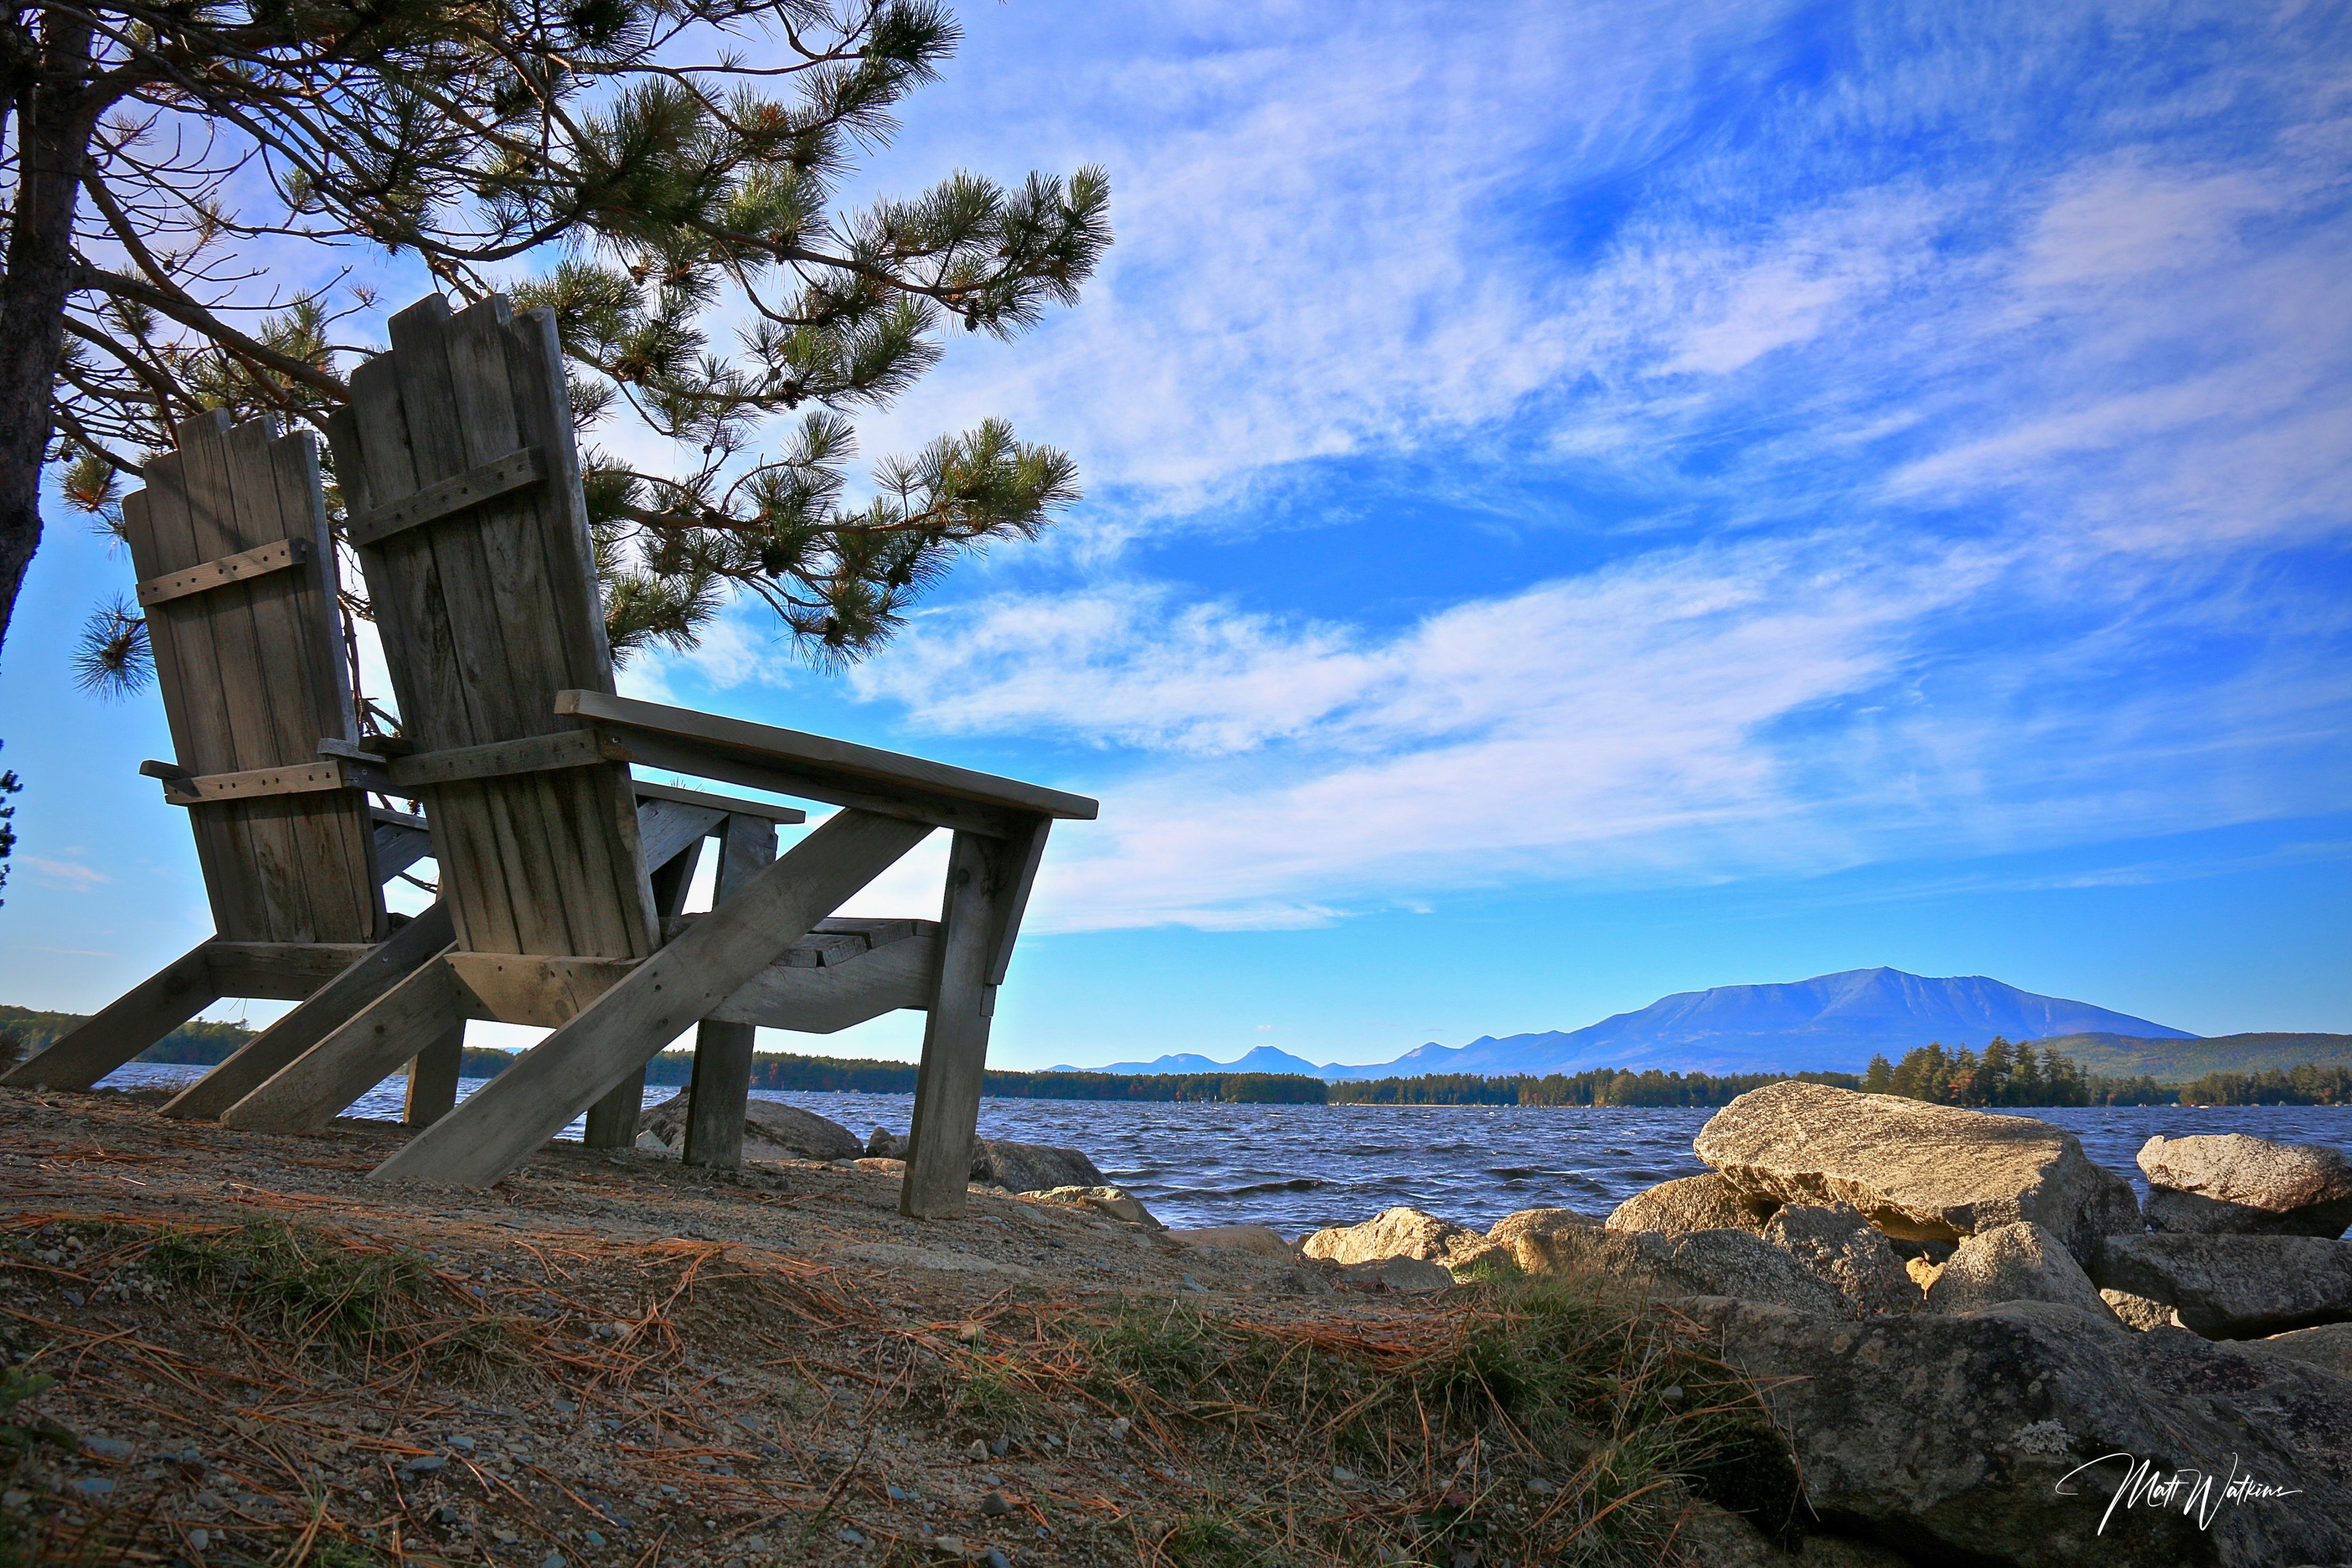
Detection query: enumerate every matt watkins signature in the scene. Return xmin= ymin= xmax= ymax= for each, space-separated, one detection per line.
xmin=2057 ymin=1452 xmax=2301 ymax=1534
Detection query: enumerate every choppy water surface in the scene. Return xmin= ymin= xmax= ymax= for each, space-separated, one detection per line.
xmin=93 ymin=1063 xmax=2351 ymax=1235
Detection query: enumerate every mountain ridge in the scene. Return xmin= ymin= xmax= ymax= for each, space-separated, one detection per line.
xmin=1073 ymin=966 xmax=2200 ymax=1080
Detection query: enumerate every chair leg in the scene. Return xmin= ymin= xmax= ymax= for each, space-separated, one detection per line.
xmin=901 ymin=832 xmax=1012 ymax=1220
xmin=581 ymin=1068 xmax=646 ymax=1148
xmin=403 ymin=1022 xmax=467 ymax=1126
xmin=684 ymin=814 xmax=776 ymax=1170
xmin=0 ymin=941 xmax=219 ymax=1091
xmin=368 ymin=809 xmax=929 ymax=1187
xmin=161 ymin=904 xmax=455 ymax=1120
xmin=682 ymin=1021 xmax=755 ymax=1168
xmin=219 ymin=960 xmax=463 ymax=1134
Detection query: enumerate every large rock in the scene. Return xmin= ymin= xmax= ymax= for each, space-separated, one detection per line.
xmin=2247 ymin=1322 xmax=2352 ymax=1380
xmin=2139 ymin=1133 xmax=2352 ymax=1238
xmin=1513 ymin=1225 xmax=1847 ymax=1317
xmin=1170 ymin=1225 xmax=1292 ymax=1259
xmin=1023 ymin=1185 xmax=1163 ymax=1229
xmin=1605 ymin=1173 xmax=1779 ymax=1235
xmin=1763 ymin=1204 xmax=1917 ymax=1318
xmin=2091 ymin=1233 xmax=2352 ymax=1339
xmin=1923 ymin=1222 xmax=2120 ymax=1327
xmin=1302 ymin=1207 xmax=1506 ymax=1272
xmin=838 ymin=1129 xmax=1107 ymax=1189
xmin=639 ymin=1091 xmax=860 ymax=1161
xmin=1693 ymin=1082 xmax=2141 ymax=1263
xmin=1485 ymin=1207 xmax=1599 ymax=1249
xmin=1679 ymin=1295 xmax=2352 ymax=1566
xmin=972 ymin=1139 xmax=1106 ymax=1194
xmin=2101 ymin=1289 xmax=2186 ymax=1332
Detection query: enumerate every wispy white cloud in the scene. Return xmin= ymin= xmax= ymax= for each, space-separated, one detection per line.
xmin=640 ymin=1 xmax=2352 ymax=935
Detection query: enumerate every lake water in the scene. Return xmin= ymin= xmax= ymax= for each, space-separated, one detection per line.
xmin=92 ymin=1063 xmax=2352 ymax=1235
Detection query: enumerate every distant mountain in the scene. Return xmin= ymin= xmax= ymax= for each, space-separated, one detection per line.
xmin=1058 ymin=1045 xmax=1330 ymax=1078
xmin=2028 ymin=1032 xmax=2352 ymax=1084
xmin=1068 ymin=968 xmax=2197 ymax=1080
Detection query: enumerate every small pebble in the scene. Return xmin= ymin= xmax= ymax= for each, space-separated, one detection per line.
xmin=987 ymin=1552 xmax=1012 ymax=1568
xmin=68 ymin=1477 xmax=113 ymax=1498
xmin=584 ymin=1532 xmax=606 ymax=1548
xmin=1332 ymin=1465 xmax=1356 ymax=1484
xmin=965 ymin=1439 xmax=988 ymax=1462
xmin=80 ymin=1437 xmax=133 ymax=1461
xmin=401 ymin=1455 xmax=447 ymax=1476
xmin=538 ymin=1553 xmax=566 ymax=1568
xmin=839 ymin=1527 xmax=867 ymax=1546
xmin=187 ymin=1530 xmax=208 ymax=1552
xmin=980 ymin=1489 xmax=1013 ymax=1516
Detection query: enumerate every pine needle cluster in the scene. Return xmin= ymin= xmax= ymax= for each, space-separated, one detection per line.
xmin=14 ymin=0 xmax=1108 ymax=683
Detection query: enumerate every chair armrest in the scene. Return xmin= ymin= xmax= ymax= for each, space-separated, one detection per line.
xmin=557 ymin=689 xmax=1098 ymax=837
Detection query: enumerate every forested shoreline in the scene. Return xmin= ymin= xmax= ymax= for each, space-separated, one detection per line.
xmin=5 ymin=1005 xmax=2346 ymax=1107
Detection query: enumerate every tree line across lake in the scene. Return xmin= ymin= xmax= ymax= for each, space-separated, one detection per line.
xmin=4 ymin=1006 xmax=2344 ymax=1107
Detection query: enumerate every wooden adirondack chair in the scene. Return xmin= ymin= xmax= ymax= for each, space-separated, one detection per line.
xmin=216 ymin=293 xmax=1094 ymax=1215
xmin=0 ymin=411 xmax=815 ymax=1145
xmin=0 ymin=411 xmax=452 ymax=1102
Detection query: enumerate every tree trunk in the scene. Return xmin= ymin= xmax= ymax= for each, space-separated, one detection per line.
xmin=0 ymin=8 xmax=97 ymax=660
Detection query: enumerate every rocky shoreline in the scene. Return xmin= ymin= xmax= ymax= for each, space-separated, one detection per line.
xmin=1263 ymin=1082 xmax=2352 ymax=1566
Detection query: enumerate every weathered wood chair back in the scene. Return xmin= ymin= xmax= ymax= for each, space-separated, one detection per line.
xmin=324 ymin=294 xmax=657 ymax=962
xmin=125 ymin=411 xmax=382 ymax=944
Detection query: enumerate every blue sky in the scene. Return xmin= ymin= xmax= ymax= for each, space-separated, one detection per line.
xmin=3 ymin=0 xmax=2348 ymax=1069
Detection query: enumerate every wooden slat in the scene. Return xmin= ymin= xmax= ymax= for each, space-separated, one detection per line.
xmin=373 ymin=823 xmax=434 ymax=879
xmin=901 ymin=831 xmax=1012 ymax=1219
xmin=204 ymin=942 xmax=379 ymax=999
xmin=135 ymin=536 xmax=311 ymax=606
xmin=710 ymin=934 xmax=937 ymax=1033
xmin=264 ymin=423 xmax=377 ymax=930
xmin=560 ymin=689 xmax=1099 ymax=821
xmin=160 ymin=905 xmax=457 ymax=1121
xmin=147 ymin=758 xmax=384 ymax=806
xmin=631 ymin=779 xmax=806 ymax=824
xmin=218 ymin=960 xmax=465 ymax=1133
xmin=985 ymin=816 xmax=1051 ymax=987
xmin=0 ymin=942 xmax=219 ymax=1090
xmin=593 ymin=727 xmax=1021 ymax=840
xmin=342 ymin=446 xmax=548 ymax=548
xmin=635 ymin=799 xmax=726 ymax=876
xmin=369 ymin=808 xmax=931 ymax=1187
xmin=681 ymin=813 xmax=776 ymax=1169
xmin=387 ymin=729 xmax=605 ymax=790
xmin=446 ymin=952 xmax=637 ymax=1026
xmin=403 ymin=1025 xmax=467 ymax=1127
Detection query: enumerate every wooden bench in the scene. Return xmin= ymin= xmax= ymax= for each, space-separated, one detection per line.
xmin=217 ymin=294 xmax=1094 ymax=1215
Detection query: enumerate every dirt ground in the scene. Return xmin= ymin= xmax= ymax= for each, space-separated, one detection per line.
xmin=0 ymin=1086 xmax=1524 ymax=1568
xmin=0 ymin=1091 xmax=1816 ymax=1568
